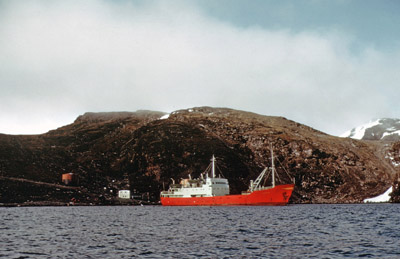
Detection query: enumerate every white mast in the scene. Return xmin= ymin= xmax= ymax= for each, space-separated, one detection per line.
xmin=211 ymin=155 xmax=216 ymax=178
xmin=271 ymin=144 xmax=276 ymax=188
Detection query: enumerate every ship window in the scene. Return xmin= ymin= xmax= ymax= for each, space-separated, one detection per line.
xmin=213 ymin=182 xmax=226 ymax=185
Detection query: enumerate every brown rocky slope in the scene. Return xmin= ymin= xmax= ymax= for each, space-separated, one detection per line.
xmin=0 ymin=107 xmax=399 ymax=205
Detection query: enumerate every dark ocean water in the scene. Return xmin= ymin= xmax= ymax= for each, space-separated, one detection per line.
xmin=1 ymin=204 xmax=400 ymax=258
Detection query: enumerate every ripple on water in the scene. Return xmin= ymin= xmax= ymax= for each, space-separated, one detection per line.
xmin=1 ymin=204 xmax=400 ymax=258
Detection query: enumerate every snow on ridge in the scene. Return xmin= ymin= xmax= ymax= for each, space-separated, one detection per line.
xmin=340 ymin=130 xmax=352 ymax=138
xmin=160 ymin=113 xmax=170 ymax=120
xmin=341 ymin=119 xmax=381 ymax=139
xmin=382 ymin=130 xmax=400 ymax=139
xmin=160 ymin=109 xmax=194 ymax=120
xmin=363 ymin=186 xmax=392 ymax=203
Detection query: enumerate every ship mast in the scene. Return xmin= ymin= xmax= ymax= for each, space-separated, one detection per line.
xmin=270 ymin=144 xmax=276 ymax=188
xmin=211 ymin=155 xmax=216 ymax=178
xmin=249 ymin=145 xmax=277 ymax=192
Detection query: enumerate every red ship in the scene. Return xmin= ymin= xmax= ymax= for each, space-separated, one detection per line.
xmin=160 ymin=147 xmax=294 ymax=206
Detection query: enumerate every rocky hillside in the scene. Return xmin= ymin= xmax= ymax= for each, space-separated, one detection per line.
xmin=1 ymin=107 xmax=399 ymax=205
xmin=341 ymin=118 xmax=400 ymax=202
xmin=0 ymin=111 xmax=165 ymax=205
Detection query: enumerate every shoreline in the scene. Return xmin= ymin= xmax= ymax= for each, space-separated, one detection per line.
xmin=0 ymin=200 xmax=161 ymax=207
xmin=1 ymin=201 xmax=395 ymax=207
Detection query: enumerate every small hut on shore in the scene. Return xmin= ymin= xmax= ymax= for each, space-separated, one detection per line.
xmin=118 ymin=190 xmax=131 ymax=199
xmin=62 ymin=173 xmax=74 ymax=185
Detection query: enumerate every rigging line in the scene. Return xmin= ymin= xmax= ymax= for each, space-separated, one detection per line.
xmin=216 ymin=164 xmax=226 ymax=178
xmin=276 ymin=157 xmax=293 ymax=180
xmin=203 ymin=163 xmax=212 ymax=175
xmin=262 ymin=170 xmax=271 ymax=187
xmin=275 ymin=170 xmax=282 ymax=183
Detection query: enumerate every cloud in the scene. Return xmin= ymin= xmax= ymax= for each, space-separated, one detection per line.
xmin=0 ymin=0 xmax=399 ymax=135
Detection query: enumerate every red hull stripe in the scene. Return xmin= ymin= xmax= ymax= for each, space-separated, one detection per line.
xmin=161 ymin=184 xmax=294 ymax=206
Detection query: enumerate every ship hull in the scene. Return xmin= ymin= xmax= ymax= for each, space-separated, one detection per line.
xmin=160 ymin=184 xmax=294 ymax=206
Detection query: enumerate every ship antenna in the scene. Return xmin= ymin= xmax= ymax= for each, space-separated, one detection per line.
xmin=270 ymin=144 xmax=276 ymax=188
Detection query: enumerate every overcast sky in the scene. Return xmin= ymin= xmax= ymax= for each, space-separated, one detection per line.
xmin=1 ymin=0 xmax=399 ymax=135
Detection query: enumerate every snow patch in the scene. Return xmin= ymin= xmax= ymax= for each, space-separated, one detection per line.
xmin=160 ymin=113 xmax=170 ymax=120
xmin=363 ymin=186 xmax=392 ymax=203
xmin=340 ymin=130 xmax=352 ymax=138
xmin=340 ymin=119 xmax=381 ymax=139
xmin=386 ymin=152 xmax=400 ymax=167
xmin=382 ymin=130 xmax=400 ymax=139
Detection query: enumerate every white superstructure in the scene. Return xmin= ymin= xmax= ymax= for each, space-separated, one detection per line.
xmin=160 ymin=155 xmax=229 ymax=198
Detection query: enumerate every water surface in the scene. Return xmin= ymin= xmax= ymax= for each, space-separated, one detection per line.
xmin=1 ymin=204 xmax=400 ymax=258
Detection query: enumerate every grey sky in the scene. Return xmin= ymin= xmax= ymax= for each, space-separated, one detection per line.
xmin=0 ymin=0 xmax=399 ymax=135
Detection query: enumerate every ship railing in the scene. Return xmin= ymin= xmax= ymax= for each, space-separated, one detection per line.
xmin=247 ymin=185 xmax=273 ymax=192
xmin=170 ymin=184 xmax=182 ymax=188
xmin=160 ymin=188 xmax=181 ymax=195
